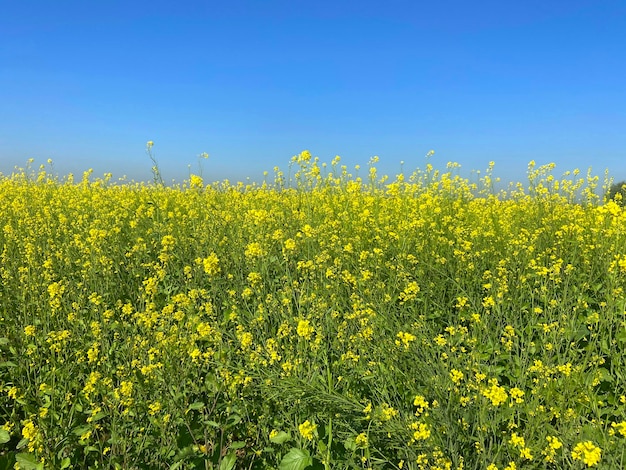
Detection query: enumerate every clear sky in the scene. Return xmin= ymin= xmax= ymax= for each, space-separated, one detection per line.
xmin=1 ymin=0 xmax=625 ymax=185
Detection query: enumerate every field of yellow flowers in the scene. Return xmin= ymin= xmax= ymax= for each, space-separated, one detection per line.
xmin=2 ymin=152 xmax=626 ymax=469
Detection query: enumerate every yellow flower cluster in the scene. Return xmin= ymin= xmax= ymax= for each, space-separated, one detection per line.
xmin=482 ymin=380 xmax=508 ymax=407
xmin=2 ymin=154 xmax=626 ymax=467
xmin=298 ymin=420 xmax=317 ymax=441
xmin=571 ymin=441 xmax=601 ymax=467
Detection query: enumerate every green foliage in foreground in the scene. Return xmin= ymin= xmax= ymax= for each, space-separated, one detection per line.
xmin=2 ymin=155 xmax=626 ymax=469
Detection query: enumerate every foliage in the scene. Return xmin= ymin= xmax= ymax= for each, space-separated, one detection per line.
xmin=1 ymin=153 xmax=626 ymax=469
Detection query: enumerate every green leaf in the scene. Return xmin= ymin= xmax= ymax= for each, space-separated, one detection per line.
xmin=173 ymin=444 xmax=196 ymax=461
xmin=186 ymin=402 xmax=204 ymax=412
xmin=601 ymin=338 xmax=611 ymax=354
xmin=60 ymin=457 xmax=71 ymax=469
xmin=270 ymin=431 xmax=291 ymax=444
xmin=89 ymin=411 xmax=107 ymax=422
xmin=226 ymin=414 xmax=241 ymax=427
xmin=204 ymin=374 xmax=219 ymax=393
xmin=344 ymin=436 xmax=356 ymax=451
xmin=278 ymin=448 xmax=312 ymax=470
xmin=317 ymin=440 xmax=327 ymax=453
xmin=72 ymin=426 xmax=90 ymax=437
xmin=15 ymin=453 xmax=44 ymax=470
xmin=219 ymin=451 xmax=237 ymax=470
xmin=0 ymin=337 xmax=9 ymax=346
xmin=229 ymin=441 xmax=246 ymax=450
xmin=598 ymin=367 xmax=614 ymax=383
xmin=0 ymin=361 xmax=17 ymax=368
xmin=0 ymin=428 xmax=10 ymax=444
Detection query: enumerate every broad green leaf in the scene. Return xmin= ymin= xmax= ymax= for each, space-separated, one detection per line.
xmin=278 ymin=448 xmax=312 ymax=470
xmin=270 ymin=431 xmax=291 ymax=444
xmin=229 ymin=441 xmax=246 ymax=450
xmin=186 ymin=401 xmax=204 ymax=412
xmin=89 ymin=411 xmax=107 ymax=422
xmin=0 ymin=428 xmax=10 ymax=444
xmin=0 ymin=337 xmax=9 ymax=346
xmin=16 ymin=453 xmax=44 ymax=470
xmin=72 ymin=426 xmax=90 ymax=436
xmin=226 ymin=414 xmax=241 ymax=426
xmin=0 ymin=361 xmax=17 ymax=368
xmin=219 ymin=451 xmax=236 ymax=470
xmin=598 ymin=367 xmax=614 ymax=383
xmin=60 ymin=457 xmax=71 ymax=469
xmin=344 ymin=436 xmax=356 ymax=451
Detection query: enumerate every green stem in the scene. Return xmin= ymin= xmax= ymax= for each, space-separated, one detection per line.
xmin=325 ymin=357 xmax=333 ymax=470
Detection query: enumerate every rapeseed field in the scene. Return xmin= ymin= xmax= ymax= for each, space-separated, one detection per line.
xmin=2 ymin=151 xmax=626 ymax=469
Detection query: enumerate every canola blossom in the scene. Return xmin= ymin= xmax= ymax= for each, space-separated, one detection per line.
xmin=1 ymin=153 xmax=626 ymax=468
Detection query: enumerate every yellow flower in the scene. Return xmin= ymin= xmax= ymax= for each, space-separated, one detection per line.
xmin=450 ymin=369 xmax=464 ymax=384
xmin=482 ymin=382 xmax=508 ymax=406
xmin=509 ymin=432 xmax=525 ymax=448
xmin=396 ymin=331 xmax=416 ymax=349
xmin=239 ymin=331 xmax=253 ymax=349
xmin=399 ymin=281 xmax=420 ymax=303
xmin=24 ymin=325 xmax=36 ymax=336
xmin=413 ymin=395 xmax=429 ymax=415
xmin=87 ymin=342 xmax=99 ymax=363
xmin=410 ymin=422 xmax=431 ymax=441
xmin=148 ymin=401 xmax=162 ymax=415
xmin=546 ymin=436 xmax=562 ymax=450
xmin=114 ymin=380 xmax=134 ymax=407
xmin=80 ymin=429 xmax=92 ymax=442
xmin=21 ymin=419 xmax=41 ymax=452
xmin=572 ymin=441 xmax=601 ymax=467
xmin=355 ymin=432 xmax=368 ymax=447
xmin=509 ymin=387 xmax=524 ymax=404
xmin=298 ymin=420 xmax=317 ymax=441
xmin=244 ymin=242 xmax=265 ymax=259
xmin=380 ymin=403 xmax=398 ymax=421
xmin=296 ymin=319 xmax=314 ymax=340
xmin=198 ymin=252 xmax=220 ymax=276
xmin=190 ymin=174 xmax=204 ymax=189
xmin=611 ymin=421 xmax=626 ymax=437
xmin=196 ymin=322 xmax=213 ymax=338
xmin=542 ymin=436 xmax=562 ymax=463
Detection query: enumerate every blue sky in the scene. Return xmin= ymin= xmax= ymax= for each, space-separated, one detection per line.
xmin=1 ymin=0 xmax=625 ymax=185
